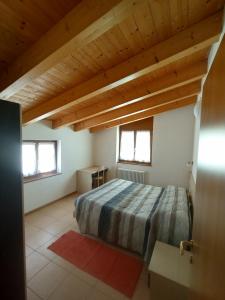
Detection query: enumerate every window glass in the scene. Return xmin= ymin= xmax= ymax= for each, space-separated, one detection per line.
xmin=120 ymin=131 xmax=134 ymax=161
xmin=135 ymin=131 xmax=150 ymax=163
xmin=38 ymin=142 xmax=56 ymax=173
xmin=22 ymin=140 xmax=59 ymax=179
xmin=118 ymin=118 xmax=153 ymax=165
xmin=22 ymin=143 xmax=36 ymax=176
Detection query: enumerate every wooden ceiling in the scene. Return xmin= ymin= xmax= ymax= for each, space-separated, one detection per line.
xmin=0 ymin=0 xmax=80 ymax=69
xmin=0 ymin=0 xmax=224 ymax=132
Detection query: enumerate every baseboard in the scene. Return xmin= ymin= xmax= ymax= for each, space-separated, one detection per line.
xmin=24 ymin=191 xmax=77 ymax=215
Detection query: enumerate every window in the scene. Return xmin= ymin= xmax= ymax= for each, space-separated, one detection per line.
xmin=22 ymin=140 xmax=61 ymax=182
xmin=118 ymin=118 xmax=153 ymax=165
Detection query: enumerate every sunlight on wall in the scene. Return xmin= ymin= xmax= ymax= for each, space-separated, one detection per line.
xmin=198 ymin=129 xmax=225 ymax=171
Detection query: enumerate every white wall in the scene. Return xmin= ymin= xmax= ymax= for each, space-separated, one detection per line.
xmin=93 ymin=105 xmax=195 ymax=188
xmin=92 ymin=126 xmax=118 ymax=180
xmin=23 ymin=120 xmax=93 ymax=213
xmin=192 ymin=103 xmax=201 ymax=182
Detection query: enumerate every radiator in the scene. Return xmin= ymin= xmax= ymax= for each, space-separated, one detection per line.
xmin=117 ymin=168 xmax=145 ymax=184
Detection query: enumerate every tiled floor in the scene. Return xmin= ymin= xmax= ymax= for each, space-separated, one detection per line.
xmin=25 ymin=194 xmax=151 ymax=300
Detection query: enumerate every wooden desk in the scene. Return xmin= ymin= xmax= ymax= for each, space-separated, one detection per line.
xmin=77 ymin=166 xmax=108 ymax=194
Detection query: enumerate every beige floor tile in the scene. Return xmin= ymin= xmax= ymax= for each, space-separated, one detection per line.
xmin=56 ymin=222 xmax=79 ymax=237
xmin=45 ymin=219 xmax=72 ymax=235
xmin=69 ymin=217 xmax=79 ymax=229
xmin=26 ymin=228 xmax=54 ymax=249
xmin=42 ymin=206 xmax=69 ymax=219
xmin=52 ymin=255 xmax=97 ymax=286
xmin=60 ymin=201 xmax=76 ymax=212
xmin=37 ymin=205 xmax=56 ymax=217
xmin=52 ymin=200 xmax=72 ymax=210
xmin=27 ymin=288 xmax=41 ymax=300
xmin=131 ymin=278 xmax=150 ymax=300
xmin=95 ymin=281 xmax=125 ymax=300
xmin=25 ymin=224 xmax=41 ymax=238
xmin=64 ymin=205 xmax=75 ymax=214
xmin=25 ymin=211 xmax=46 ymax=224
xmin=28 ymin=262 xmax=69 ymax=299
xmin=28 ymin=214 xmax=57 ymax=230
xmin=59 ymin=212 xmax=75 ymax=224
xmin=36 ymin=205 xmax=54 ymax=215
xmin=71 ymin=266 xmax=97 ymax=286
xmin=36 ymin=236 xmax=59 ymax=260
xmin=47 ymin=203 xmax=64 ymax=212
xmin=47 ymin=273 xmax=92 ymax=300
xmin=86 ymin=288 xmax=117 ymax=300
xmin=52 ymin=256 xmax=78 ymax=273
xmin=26 ymin=252 xmax=49 ymax=281
xmin=26 ymin=245 xmax=34 ymax=257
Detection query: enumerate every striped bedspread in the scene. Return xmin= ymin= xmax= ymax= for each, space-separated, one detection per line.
xmin=74 ymin=179 xmax=190 ymax=262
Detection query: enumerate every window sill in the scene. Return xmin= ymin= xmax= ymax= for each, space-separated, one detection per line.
xmin=117 ymin=160 xmax=152 ymax=167
xmin=23 ymin=172 xmax=62 ymax=183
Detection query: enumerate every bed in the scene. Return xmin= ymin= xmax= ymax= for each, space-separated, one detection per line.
xmin=74 ymin=179 xmax=191 ymax=262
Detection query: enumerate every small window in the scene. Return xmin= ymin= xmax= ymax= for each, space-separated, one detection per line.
xmin=118 ymin=118 xmax=153 ymax=165
xmin=22 ymin=140 xmax=61 ymax=182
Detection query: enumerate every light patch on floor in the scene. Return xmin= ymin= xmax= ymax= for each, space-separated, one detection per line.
xmin=25 ymin=194 xmax=150 ymax=300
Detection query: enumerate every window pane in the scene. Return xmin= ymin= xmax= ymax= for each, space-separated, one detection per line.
xmin=135 ymin=131 xmax=151 ymax=163
xmin=22 ymin=143 xmax=36 ymax=176
xmin=120 ymin=131 xmax=134 ymax=161
xmin=38 ymin=143 xmax=56 ymax=173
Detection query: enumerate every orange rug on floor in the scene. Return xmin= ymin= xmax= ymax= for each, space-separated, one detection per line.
xmin=48 ymin=230 xmax=143 ymax=298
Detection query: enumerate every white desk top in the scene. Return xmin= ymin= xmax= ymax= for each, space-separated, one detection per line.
xmin=78 ymin=166 xmax=107 ymax=174
xmin=149 ymin=241 xmax=191 ymax=288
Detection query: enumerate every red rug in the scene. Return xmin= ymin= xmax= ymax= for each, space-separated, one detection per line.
xmin=48 ymin=231 xmax=143 ymax=298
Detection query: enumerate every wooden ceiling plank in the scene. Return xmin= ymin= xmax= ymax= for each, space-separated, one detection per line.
xmin=53 ymin=60 xmax=207 ymax=128
xmin=0 ymin=0 xmax=143 ymax=99
xmin=22 ymin=11 xmax=223 ymax=125
xmin=148 ymin=0 xmax=172 ymax=40
xmin=73 ymin=80 xmax=201 ymax=131
xmin=104 ymin=25 xmax=134 ymax=64
xmin=89 ymin=95 xmax=197 ymax=133
xmin=0 ymin=1 xmax=45 ymax=41
xmin=121 ymin=15 xmax=146 ymax=53
xmin=132 ymin=1 xmax=159 ymax=49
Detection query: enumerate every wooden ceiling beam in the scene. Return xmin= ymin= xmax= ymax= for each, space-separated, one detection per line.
xmin=0 ymin=0 xmax=142 ymax=99
xmin=73 ymin=80 xmax=201 ymax=131
xmin=22 ymin=11 xmax=223 ymax=125
xmin=90 ymin=96 xmax=197 ymax=133
xmin=53 ymin=60 xmax=207 ymax=128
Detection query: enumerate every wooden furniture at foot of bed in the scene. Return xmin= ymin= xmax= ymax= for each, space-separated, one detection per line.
xmin=148 ymin=241 xmax=191 ymax=300
xmin=77 ymin=166 xmax=108 ymax=193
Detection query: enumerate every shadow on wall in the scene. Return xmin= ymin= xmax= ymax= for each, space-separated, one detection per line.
xmin=64 ymin=172 xmax=76 ymax=194
xmin=107 ymin=166 xmax=117 ymax=181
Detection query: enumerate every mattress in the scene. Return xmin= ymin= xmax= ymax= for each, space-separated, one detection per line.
xmin=74 ymin=179 xmax=190 ymax=262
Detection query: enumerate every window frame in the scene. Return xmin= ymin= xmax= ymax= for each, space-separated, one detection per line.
xmin=22 ymin=140 xmax=61 ymax=183
xmin=118 ymin=118 xmax=153 ymax=166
